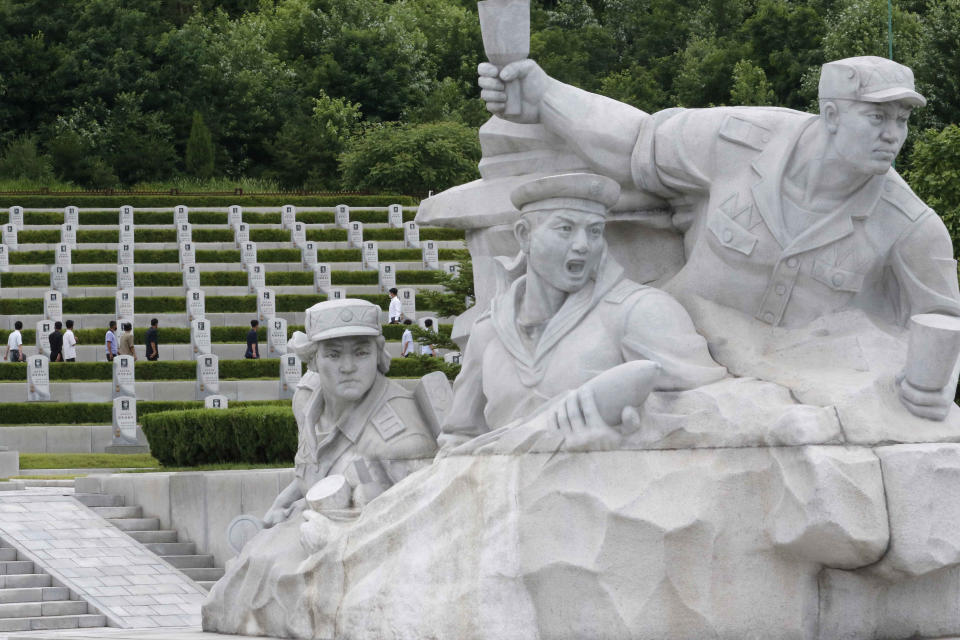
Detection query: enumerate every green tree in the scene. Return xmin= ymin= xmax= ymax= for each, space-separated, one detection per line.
xmin=730 ymin=59 xmax=776 ymax=105
xmin=339 ymin=121 xmax=480 ymax=194
xmin=0 ymin=135 xmax=54 ymax=183
xmin=903 ymin=125 xmax=960 ymax=253
xmin=599 ymin=65 xmax=668 ymax=112
xmin=185 ymin=111 xmax=215 ymax=179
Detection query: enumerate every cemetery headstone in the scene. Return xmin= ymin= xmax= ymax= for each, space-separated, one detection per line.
xmin=64 ymin=206 xmax=79 ymax=226
xmin=43 ymin=291 xmax=62 ymax=323
xmin=113 ymin=354 xmax=136 ymax=398
xmin=187 ymin=289 xmax=206 ymax=322
xmin=174 ymin=204 xmax=189 ymax=226
xmin=112 ymin=397 xmax=137 ymax=442
xmin=183 ymin=264 xmax=201 ymax=290
xmin=27 ymin=355 xmax=51 ymax=402
xmin=205 ymin=395 xmax=228 ymax=409
xmin=279 ymin=353 xmax=302 ymax=399
xmin=235 ymin=223 xmax=250 ymax=247
xmin=291 ymin=222 xmax=307 ymax=247
xmin=55 ymin=244 xmax=72 ymax=272
xmin=444 ymin=351 xmax=463 ymax=366
xmin=118 ymin=223 xmax=134 ymax=244
xmin=119 ymin=205 xmax=133 ymax=226
xmin=257 ymin=288 xmax=276 ymax=322
xmin=115 ymin=290 xmax=135 ymax=325
xmin=362 ymin=240 xmax=379 ymax=270
xmin=60 ymin=223 xmax=77 ymax=248
xmin=8 ymin=206 xmax=24 ymax=230
xmin=404 ymin=221 xmax=420 ymax=249
xmin=228 ymin=205 xmax=243 ymax=227
xmin=117 ymin=265 xmax=134 ymax=291
xmin=196 ymin=354 xmax=220 ymax=399
xmin=443 ymin=261 xmax=461 ymax=278
xmin=268 ymin=317 xmax=288 ymax=357
xmin=0 ymin=245 xmax=8 ymax=273
xmin=281 ymin=204 xmax=296 ymax=229
xmin=422 ymin=240 xmax=440 ymax=270
xmin=241 ymin=241 xmax=257 ymax=266
xmin=190 ymin=318 xmax=212 ymax=356
xmin=50 ymin=266 xmax=68 ymax=293
xmin=118 ymin=243 xmax=134 ymax=266
xmin=35 ymin=320 xmax=53 ymax=357
xmin=177 ymin=222 xmax=192 ymax=245
xmin=348 ymin=221 xmax=364 ymax=248
xmin=313 ymin=263 xmax=331 ymax=294
xmin=378 ymin=263 xmax=397 ymax=293
xmin=301 ymin=242 xmax=317 ymax=268
xmin=327 ymin=287 xmax=347 ymax=301
xmin=388 ymin=204 xmax=404 ymax=228
xmin=335 ymin=204 xmax=350 ymax=229
xmin=179 ymin=242 xmax=196 ymax=267
xmin=247 ymin=263 xmax=266 ymax=293
xmin=399 ymin=287 xmax=417 ymax=320
xmin=3 ymin=224 xmax=18 ymax=249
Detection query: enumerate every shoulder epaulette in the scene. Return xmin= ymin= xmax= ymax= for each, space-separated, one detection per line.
xmin=718 ymin=114 xmax=773 ymax=151
xmin=880 ymin=174 xmax=929 ymax=222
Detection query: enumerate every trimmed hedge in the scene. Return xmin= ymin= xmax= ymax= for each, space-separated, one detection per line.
xmin=0 ymin=195 xmax=416 ymax=209
xmin=0 ymin=399 xmax=287 ymax=425
xmin=141 ymin=406 xmax=297 ymax=466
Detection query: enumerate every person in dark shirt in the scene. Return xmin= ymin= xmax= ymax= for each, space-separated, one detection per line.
xmin=48 ymin=321 xmax=63 ymax=362
xmin=145 ymin=318 xmax=160 ymax=361
xmin=245 ymin=319 xmax=260 ymax=359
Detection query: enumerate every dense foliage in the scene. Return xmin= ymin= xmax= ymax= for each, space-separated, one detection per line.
xmin=0 ymin=0 xmax=957 ymax=191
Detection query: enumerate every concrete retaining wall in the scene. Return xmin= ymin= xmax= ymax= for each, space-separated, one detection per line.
xmin=0 ymin=425 xmax=147 ymax=453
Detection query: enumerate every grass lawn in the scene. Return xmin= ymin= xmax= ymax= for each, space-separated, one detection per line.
xmin=18 ymin=453 xmax=159 ymax=469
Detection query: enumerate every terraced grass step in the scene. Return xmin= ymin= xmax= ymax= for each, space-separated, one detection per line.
xmin=6 ymin=247 xmax=463 ymax=265
xmin=17 ymin=227 xmax=463 ymax=244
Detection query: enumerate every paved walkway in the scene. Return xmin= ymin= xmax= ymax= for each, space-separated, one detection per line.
xmin=0 ymin=488 xmax=205 ymax=630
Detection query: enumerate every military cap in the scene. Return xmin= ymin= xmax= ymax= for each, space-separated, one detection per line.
xmin=819 ymin=56 xmax=926 ymax=107
xmin=303 ymin=298 xmax=381 ymax=342
xmin=511 ymin=172 xmax=620 ymax=216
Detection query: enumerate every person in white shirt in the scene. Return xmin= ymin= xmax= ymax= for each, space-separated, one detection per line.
xmin=5 ymin=320 xmax=24 ymax=362
xmin=420 ymin=318 xmax=438 ymax=357
xmin=388 ymin=288 xmax=403 ymax=324
xmin=401 ymin=319 xmax=415 ymax=357
xmin=63 ymin=319 xmax=78 ymax=362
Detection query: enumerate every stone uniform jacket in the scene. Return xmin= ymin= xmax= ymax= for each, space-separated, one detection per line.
xmin=291 ymin=372 xmax=437 ymax=496
xmin=631 ymin=106 xmax=960 ymax=327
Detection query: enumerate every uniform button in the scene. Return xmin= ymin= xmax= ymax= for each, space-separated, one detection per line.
xmin=775 ymin=284 xmax=786 ymax=295
xmin=763 ymin=311 xmax=775 ymax=323
xmin=786 ymin=257 xmax=799 ymax=269
xmin=722 ymin=229 xmax=733 ymax=243
xmin=832 ymin=273 xmax=844 ymax=287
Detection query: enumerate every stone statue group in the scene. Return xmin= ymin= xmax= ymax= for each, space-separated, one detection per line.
xmin=204 ymin=54 xmax=960 ymax=640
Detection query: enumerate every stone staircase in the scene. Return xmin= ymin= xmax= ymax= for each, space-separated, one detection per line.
xmin=74 ymin=493 xmax=224 ymax=591
xmin=0 ymin=539 xmax=106 ymax=632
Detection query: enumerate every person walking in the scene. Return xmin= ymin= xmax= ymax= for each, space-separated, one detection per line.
xmin=145 ymin=318 xmax=159 ymax=361
xmin=118 ymin=322 xmax=137 ymax=360
xmin=48 ymin=321 xmax=64 ymax=363
xmin=388 ymin=288 xmax=403 ymax=324
xmin=5 ymin=321 xmax=24 ymax=362
xmin=401 ymin=319 xmax=415 ymax=357
xmin=62 ymin=319 xmax=77 ymax=362
xmin=420 ymin=318 xmax=438 ymax=357
xmin=245 ymin=320 xmax=260 ymax=359
xmin=105 ymin=321 xmax=118 ymax=362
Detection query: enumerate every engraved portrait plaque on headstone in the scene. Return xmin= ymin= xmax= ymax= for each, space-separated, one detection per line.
xmin=228 ymin=205 xmax=243 ymax=227
xmin=313 ymin=263 xmax=331 ymax=294
xmin=399 ymin=287 xmax=416 ymax=320
xmin=268 ymin=317 xmax=288 ymax=357
xmin=27 ymin=355 xmax=51 ymax=402
xmin=443 ymin=261 xmax=461 ymax=278
xmin=43 ymin=291 xmax=62 ymax=323
xmin=60 ymin=223 xmax=77 ymax=248
xmin=118 ymin=243 xmax=134 ymax=266
xmin=335 ymin=204 xmax=350 ymax=229
xmin=55 ymin=244 xmax=72 ymax=272
xmin=388 ymin=204 xmax=404 ymax=228
xmin=234 ymin=223 xmax=250 ymax=247
xmin=179 ymin=242 xmax=196 ymax=267
xmin=247 ymin=263 xmax=266 ymax=293
xmin=115 ymin=290 xmax=135 ymax=323
xmin=113 ymin=396 xmax=137 ymax=441
xmin=241 ymin=241 xmax=257 ymax=266
xmin=257 ymin=288 xmax=276 ymax=322
xmin=378 ymin=263 xmax=397 ymax=293
xmin=50 ymin=265 xmax=68 ymax=293
xmin=187 ymin=289 xmax=206 ymax=322
xmin=196 ymin=354 xmax=220 ymax=399
xmin=183 ymin=264 xmax=200 ymax=290
xmin=119 ymin=205 xmax=134 ymax=226
xmin=291 ymin=222 xmax=307 ymax=247
xmin=8 ymin=206 xmax=24 ymax=229
xmin=301 ymin=241 xmax=317 ymax=268
xmin=117 ymin=265 xmax=134 ymax=290
xmin=422 ymin=240 xmax=440 ymax=270
xmin=177 ymin=222 xmax=192 ymax=245
xmin=174 ymin=205 xmax=189 ymax=226
xmin=443 ymin=351 xmax=463 ymax=366
xmin=404 ymin=221 xmax=420 ymax=249
xmin=3 ymin=224 xmax=18 ymax=249
xmin=327 ymin=287 xmax=347 ymax=301
xmin=281 ymin=204 xmax=296 ymax=229
xmin=113 ymin=354 xmax=136 ymax=399
xmin=64 ymin=206 xmax=79 ymax=226
xmin=362 ymin=240 xmax=379 ymax=270
xmin=190 ymin=318 xmax=212 ymax=356
xmin=348 ymin=221 xmax=363 ymax=248
xmin=205 ymin=394 xmax=228 ymax=409
xmin=118 ymin=223 xmax=134 ymax=244
xmin=279 ymin=353 xmax=302 ymax=399
xmin=35 ymin=320 xmax=53 ymax=357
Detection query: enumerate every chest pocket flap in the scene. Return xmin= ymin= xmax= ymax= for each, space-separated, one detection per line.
xmin=812 ymin=259 xmax=864 ymax=293
xmin=707 ymin=208 xmax=758 ymax=256
xmin=372 ymin=403 xmax=406 ymax=441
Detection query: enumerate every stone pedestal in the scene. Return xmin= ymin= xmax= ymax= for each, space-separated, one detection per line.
xmin=0 ymin=446 xmax=19 ymax=478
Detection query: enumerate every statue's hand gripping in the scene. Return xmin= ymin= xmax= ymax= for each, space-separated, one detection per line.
xmin=478 ymin=59 xmax=551 ymax=124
